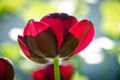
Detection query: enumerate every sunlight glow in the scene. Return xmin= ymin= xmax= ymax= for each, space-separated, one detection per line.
xmin=118 ymin=24 xmax=120 ymax=31
xmin=84 ymin=0 xmax=98 ymax=4
xmin=9 ymin=28 xmax=23 ymax=41
xmin=58 ymin=0 xmax=75 ymax=14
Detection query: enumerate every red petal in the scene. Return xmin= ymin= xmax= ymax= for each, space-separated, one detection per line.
xmin=32 ymin=69 xmax=46 ymax=80
xmin=24 ymin=28 xmax=58 ymax=58
xmin=60 ymin=64 xmax=74 ymax=80
xmin=45 ymin=64 xmax=74 ymax=80
xmin=69 ymin=19 xmax=94 ymax=55
xmin=45 ymin=64 xmax=54 ymax=80
xmin=23 ymin=20 xmax=49 ymax=36
xmin=18 ymin=35 xmax=48 ymax=63
xmin=32 ymin=64 xmax=74 ymax=80
xmin=41 ymin=17 xmax=63 ymax=49
xmin=40 ymin=13 xmax=78 ymax=50
xmin=0 ymin=58 xmax=14 ymax=80
xmin=18 ymin=35 xmax=31 ymax=58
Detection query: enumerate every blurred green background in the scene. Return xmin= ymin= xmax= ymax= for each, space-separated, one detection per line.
xmin=0 ymin=0 xmax=120 ymax=80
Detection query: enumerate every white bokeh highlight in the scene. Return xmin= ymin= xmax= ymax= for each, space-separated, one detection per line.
xmin=58 ymin=0 xmax=75 ymax=14
xmin=9 ymin=28 xmax=23 ymax=41
xmin=79 ymin=36 xmax=115 ymax=64
xmin=95 ymin=37 xmax=115 ymax=50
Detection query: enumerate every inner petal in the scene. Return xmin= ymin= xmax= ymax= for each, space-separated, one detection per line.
xmin=40 ymin=17 xmax=63 ymax=50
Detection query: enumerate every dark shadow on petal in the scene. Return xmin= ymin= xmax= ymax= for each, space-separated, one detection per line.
xmin=24 ymin=28 xmax=58 ymax=58
xmin=59 ymin=32 xmax=79 ymax=58
xmin=35 ymin=28 xmax=58 ymax=58
xmin=18 ymin=36 xmax=48 ymax=64
xmin=29 ymin=51 xmax=48 ymax=64
xmin=24 ymin=36 xmax=45 ymax=57
xmin=60 ymin=75 xmax=66 ymax=80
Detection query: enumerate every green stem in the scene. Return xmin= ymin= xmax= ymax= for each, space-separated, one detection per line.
xmin=53 ymin=57 xmax=60 ymax=80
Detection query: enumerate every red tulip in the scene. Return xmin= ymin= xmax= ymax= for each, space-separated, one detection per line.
xmin=18 ymin=13 xmax=94 ymax=63
xmin=32 ymin=64 xmax=74 ymax=80
xmin=0 ymin=57 xmax=14 ymax=80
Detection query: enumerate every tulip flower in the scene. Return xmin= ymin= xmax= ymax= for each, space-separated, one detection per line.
xmin=32 ymin=64 xmax=73 ymax=80
xmin=0 ymin=57 xmax=14 ymax=80
xmin=18 ymin=13 xmax=94 ymax=63
xmin=18 ymin=13 xmax=94 ymax=80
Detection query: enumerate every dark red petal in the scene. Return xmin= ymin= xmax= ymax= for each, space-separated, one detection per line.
xmin=40 ymin=17 xmax=63 ymax=50
xmin=20 ymin=35 xmax=45 ymax=58
xmin=60 ymin=64 xmax=74 ymax=80
xmin=45 ymin=64 xmax=73 ymax=80
xmin=62 ymin=16 xmax=78 ymax=34
xmin=0 ymin=58 xmax=14 ymax=80
xmin=69 ymin=19 xmax=94 ymax=55
xmin=24 ymin=28 xmax=58 ymax=58
xmin=23 ymin=20 xmax=49 ymax=36
xmin=18 ymin=36 xmax=48 ymax=64
xmin=32 ymin=64 xmax=74 ymax=80
xmin=59 ymin=33 xmax=79 ymax=58
xmin=45 ymin=64 xmax=54 ymax=80
xmin=32 ymin=69 xmax=46 ymax=80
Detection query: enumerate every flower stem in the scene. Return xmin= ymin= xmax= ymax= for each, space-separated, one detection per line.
xmin=53 ymin=57 xmax=60 ymax=80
